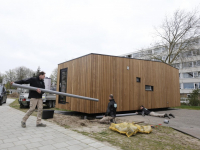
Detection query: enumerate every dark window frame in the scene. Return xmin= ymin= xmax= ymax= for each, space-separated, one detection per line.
xmin=145 ymin=85 xmax=154 ymax=91
xmin=136 ymin=77 xmax=141 ymax=82
xmin=59 ymin=68 xmax=68 ymax=104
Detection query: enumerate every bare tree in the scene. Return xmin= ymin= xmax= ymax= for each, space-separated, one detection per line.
xmin=0 ymin=72 xmax=4 ymax=84
xmin=141 ymin=9 xmax=200 ymax=65
xmin=36 ymin=66 xmax=41 ymax=76
xmin=50 ymin=68 xmax=58 ymax=85
xmin=14 ymin=66 xmax=35 ymax=80
xmin=4 ymin=69 xmax=16 ymax=89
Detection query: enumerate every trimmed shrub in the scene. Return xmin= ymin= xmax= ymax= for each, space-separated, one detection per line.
xmin=189 ymin=89 xmax=200 ymax=106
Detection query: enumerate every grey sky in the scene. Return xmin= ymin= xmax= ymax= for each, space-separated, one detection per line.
xmin=0 ymin=0 xmax=199 ymax=77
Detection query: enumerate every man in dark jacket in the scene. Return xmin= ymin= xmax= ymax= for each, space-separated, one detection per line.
xmin=99 ymin=94 xmax=117 ymax=123
xmin=11 ymin=71 xmax=46 ymax=128
xmin=136 ymin=105 xmax=175 ymax=119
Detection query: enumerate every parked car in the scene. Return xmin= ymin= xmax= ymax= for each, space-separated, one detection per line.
xmin=18 ymin=88 xmax=56 ymax=108
xmin=0 ymin=85 xmax=7 ymax=105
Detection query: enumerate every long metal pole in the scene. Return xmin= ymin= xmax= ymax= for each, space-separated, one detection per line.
xmin=96 ymin=113 xmax=137 ymax=119
xmin=12 ymin=83 xmax=99 ymax=102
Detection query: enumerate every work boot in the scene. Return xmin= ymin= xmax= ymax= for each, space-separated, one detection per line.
xmin=21 ymin=121 xmax=26 ymax=128
xmin=36 ymin=123 xmax=46 ymax=127
xmin=164 ymin=114 xmax=170 ymax=119
xmin=169 ymin=113 xmax=175 ymax=118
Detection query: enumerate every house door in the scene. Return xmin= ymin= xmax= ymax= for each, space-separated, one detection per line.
xmin=59 ymin=68 xmax=68 ymax=104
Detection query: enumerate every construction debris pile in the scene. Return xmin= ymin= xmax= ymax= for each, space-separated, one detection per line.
xmin=109 ymin=122 xmax=152 ymax=137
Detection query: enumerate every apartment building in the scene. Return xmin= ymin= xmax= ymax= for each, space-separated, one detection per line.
xmin=123 ymin=38 xmax=200 ymax=98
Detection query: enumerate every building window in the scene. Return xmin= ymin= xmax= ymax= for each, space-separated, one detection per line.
xmin=147 ymin=50 xmax=152 ymax=54
xmin=136 ymin=77 xmax=141 ymax=82
xmin=195 ymin=83 xmax=198 ymax=89
xmin=183 ymin=83 xmax=194 ymax=89
xmin=183 ymin=72 xmax=193 ymax=78
xmin=132 ymin=53 xmax=140 ymax=58
xmin=180 ymin=83 xmax=181 ymax=89
xmin=145 ymin=85 xmax=153 ymax=91
xmin=182 ymin=62 xmax=193 ymax=68
xmin=127 ymin=55 xmax=132 ymax=58
xmin=193 ymin=49 xmax=200 ymax=56
xmin=193 ymin=61 xmax=197 ymax=67
xmin=153 ymin=48 xmax=162 ymax=54
xmin=193 ymin=72 xmax=200 ymax=77
xmin=173 ymin=63 xmax=180 ymax=69
xmin=162 ymin=56 xmax=166 ymax=61
xmin=196 ymin=60 xmax=200 ymax=66
xmin=183 ymin=51 xmax=192 ymax=57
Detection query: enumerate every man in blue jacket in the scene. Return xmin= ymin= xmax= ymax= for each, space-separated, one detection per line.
xmin=11 ymin=71 xmax=46 ymax=128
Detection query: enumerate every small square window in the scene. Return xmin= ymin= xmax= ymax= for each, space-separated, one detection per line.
xmin=136 ymin=77 xmax=141 ymax=82
xmin=145 ymin=85 xmax=153 ymax=91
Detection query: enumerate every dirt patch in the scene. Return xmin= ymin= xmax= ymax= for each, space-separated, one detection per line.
xmin=47 ymin=114 xmax=109 ymax=133
xmin=46 ymin=113 xmax=200 ymax=150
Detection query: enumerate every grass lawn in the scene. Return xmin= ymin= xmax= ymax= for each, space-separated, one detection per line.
xmin=73 ymin=125 xmax=200 ymax=150
xmin=172 ymin=104 xmax=200 ymax=110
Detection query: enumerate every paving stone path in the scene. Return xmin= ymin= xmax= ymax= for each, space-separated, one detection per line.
xmin=0 ymin=99 xmax=119 ymax=150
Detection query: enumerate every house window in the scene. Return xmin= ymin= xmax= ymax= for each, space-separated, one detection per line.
xmin=145 ymin=85 xmax=153 ymax=91
xmin=136 ymin=77 xmax=141 ymax=82
xmin=59 ymin=68 xmax=68 ymax=104
xmin=183 ymin=83 xmax=194 ymax=89
xmin=183 ymin=72 xmax=193 ymax=78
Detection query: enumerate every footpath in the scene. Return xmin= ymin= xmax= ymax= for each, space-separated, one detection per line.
xmin=0 ymin=99 xmax=118 ymax=150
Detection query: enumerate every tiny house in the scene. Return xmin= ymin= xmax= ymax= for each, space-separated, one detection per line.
xmin=56 ymin=53 xmax=180 ymax=114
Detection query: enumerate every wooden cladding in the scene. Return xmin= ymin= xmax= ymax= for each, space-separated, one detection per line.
xmin=56 ymin=54 xmax=180 ymax=114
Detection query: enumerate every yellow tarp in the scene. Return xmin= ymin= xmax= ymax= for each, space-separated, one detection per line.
xmin=109 ymin=122 xmax=152 ymax=137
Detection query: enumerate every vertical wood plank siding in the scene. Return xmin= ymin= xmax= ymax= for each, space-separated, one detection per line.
xmin=56 ymin=54 xmax=180 ymax=114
